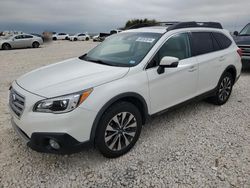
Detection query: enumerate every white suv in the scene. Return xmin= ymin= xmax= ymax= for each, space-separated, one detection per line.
xmin=9 ymin=22 xmax=242 ymax=158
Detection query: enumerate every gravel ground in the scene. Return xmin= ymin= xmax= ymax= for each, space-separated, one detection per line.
xmin=0 ymin=41 xmax=250 ymax=188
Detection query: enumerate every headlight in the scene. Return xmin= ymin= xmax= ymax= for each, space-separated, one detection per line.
xmin=33 ymin=88 xmax=93 ymax=113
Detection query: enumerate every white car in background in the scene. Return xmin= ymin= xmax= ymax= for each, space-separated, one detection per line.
xmin=0 ymin=34 xmax=43 ymax=50
xmin=52 ymin=33 xmax=69 ymax=40
xmin=69 ymin=33 xmax=90 ymax=41
xmin=92 ymin=34 xmax=99 ymax=42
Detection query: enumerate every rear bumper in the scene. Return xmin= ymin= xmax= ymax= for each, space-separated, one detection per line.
xmin=12 ymin=119 xmax=92 ymax=154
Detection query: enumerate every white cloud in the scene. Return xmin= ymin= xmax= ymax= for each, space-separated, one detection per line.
xmin=0 ymin=0 xmax=249 ymax=33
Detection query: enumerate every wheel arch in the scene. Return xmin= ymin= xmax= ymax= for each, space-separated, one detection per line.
xmin=32 ymin=41 xmax=40 ymax=44
xmin=2 ymin=42 xmax=11 ymax=49
xmin=223 ymin=65 xmax=237 ymax=84
xmin=90 ymin=92 xmax=149 ymax=142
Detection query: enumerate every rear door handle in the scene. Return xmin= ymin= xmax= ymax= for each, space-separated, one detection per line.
xmin=219 ymin=56 xmax=225 ymax=61
xmin=188 ymin=65 xmax=197 ymax=72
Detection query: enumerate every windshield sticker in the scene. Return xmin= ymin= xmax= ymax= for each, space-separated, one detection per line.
xmin=129 ymin=60 xmax=136 ymax=64
xmin=136 ymin=37 xmax=155 ymax=43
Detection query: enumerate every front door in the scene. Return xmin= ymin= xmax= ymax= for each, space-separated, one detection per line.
xmin=146 ymin=33 xmax=198 ymax=114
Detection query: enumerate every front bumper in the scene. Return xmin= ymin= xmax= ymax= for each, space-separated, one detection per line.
xmin=12 ymin=118 xmax=91 ymax=154
xmin=9 ymin=81 xmax=98 ymax=154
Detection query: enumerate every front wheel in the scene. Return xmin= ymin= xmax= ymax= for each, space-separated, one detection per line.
xmin=208 ymin=72 xmax=233 ymax=105
xmin=2 ymin=43 xmax=11 ymax=50
xmin=95 ymin=102 xmax=142 ymax=158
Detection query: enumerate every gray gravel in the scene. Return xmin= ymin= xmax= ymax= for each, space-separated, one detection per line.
xmin=0 ymin=41 xmax=250 ymax=187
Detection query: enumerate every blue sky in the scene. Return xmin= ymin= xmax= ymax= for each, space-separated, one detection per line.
xmin=1 ymin=0 xmax=250 ymax=34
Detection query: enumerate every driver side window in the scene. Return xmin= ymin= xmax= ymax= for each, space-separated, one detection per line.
xmin=15 ymin=35 xmax=23 ymax=40
xmin=147 ymin=33 xmax=191 ymax=68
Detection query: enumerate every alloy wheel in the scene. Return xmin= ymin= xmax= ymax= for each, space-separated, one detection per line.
xmin=218 ymin=76 xmax=232 ymax=102
xmin=104 ymin=112 xmax=137 ymax=151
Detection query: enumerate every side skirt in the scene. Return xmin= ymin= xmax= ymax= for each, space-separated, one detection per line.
xmin=149 ymin=87 xmax=217 ymax=118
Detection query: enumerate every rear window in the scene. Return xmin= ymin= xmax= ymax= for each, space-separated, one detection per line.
xmin=212 ymin=32 xmax=232 ymax=49
xmin=191 ymin=32 xmax=214 ymax=56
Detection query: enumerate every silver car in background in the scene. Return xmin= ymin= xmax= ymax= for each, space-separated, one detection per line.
xmin=0 ymin=34 xmax=43 ymax=50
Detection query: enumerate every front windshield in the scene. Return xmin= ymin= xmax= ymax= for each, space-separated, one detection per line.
xmin=80 ymin=32 xmax=162 ymax=67
xmin=239 ymin=24 xmax=250 ymax=36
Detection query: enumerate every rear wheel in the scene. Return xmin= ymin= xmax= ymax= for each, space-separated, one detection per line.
xmin=53 ymin=37 xmax=57 ymax=40
xmin=85 ymin=37 xmax=89 ymax=41
xmin=208 ymin=72 xmax=233 ymax=105
xmin=95 ymin=102 xmax=142 ymax=158
xmin=2 ymin=43 xmax=11 ymax=50
xmin=32 ymin=42 xmax=40 ymax=48
xmin=74 ymin=38 xmax=77 ymax=41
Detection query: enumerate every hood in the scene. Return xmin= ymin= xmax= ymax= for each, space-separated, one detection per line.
xmin=234 ymin=35 xmax=250 ymax=45
xmin=16 ymin=58 xmax=129 ymax=98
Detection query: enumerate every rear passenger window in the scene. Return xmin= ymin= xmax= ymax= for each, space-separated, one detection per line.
xmin=191 ymin=32 xmax=214 ymax=56
xmin=212 ymin=32 xmax=232 ymax=49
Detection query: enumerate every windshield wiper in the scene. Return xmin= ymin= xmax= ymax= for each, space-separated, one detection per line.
xmin=88 ymin=59 xmax=114 ymax=66
xmin=79 ymin=54 xmax=114 ymax=66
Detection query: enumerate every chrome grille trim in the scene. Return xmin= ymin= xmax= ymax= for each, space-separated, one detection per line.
xmin=9 ymin=88 xmax=25 ymax=118
xmin=238 ymin=45 xmax=250 ymax=57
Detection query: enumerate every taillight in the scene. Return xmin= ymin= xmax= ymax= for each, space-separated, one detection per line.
xmin=237 ymin=48 xmax=242 ymax=57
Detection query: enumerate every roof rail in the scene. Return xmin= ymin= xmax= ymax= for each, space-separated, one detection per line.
xmin=167 ymin=22 xmax=223 ymax=31
xmin=126 ymin=21 xmax=178 ymax=30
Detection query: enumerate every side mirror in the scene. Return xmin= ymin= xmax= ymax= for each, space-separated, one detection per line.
xmin=157 ymin=56 xmax=179 ymax=74
xmin=233 ymin=31 xmax=239 ymax=36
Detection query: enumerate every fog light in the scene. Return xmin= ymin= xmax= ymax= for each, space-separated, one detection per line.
xmin=49 ymin=139 xmax=60 ymax=150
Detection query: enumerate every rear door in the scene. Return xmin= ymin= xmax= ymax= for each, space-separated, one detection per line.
xmin=190 ymin=32 xmax=223 ymax=95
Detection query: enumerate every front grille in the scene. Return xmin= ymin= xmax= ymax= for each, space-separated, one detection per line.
xmin=9 ymin=88 xmax=25 ymax=118
xmin=238 ymin=45 xmax=250 ymax=57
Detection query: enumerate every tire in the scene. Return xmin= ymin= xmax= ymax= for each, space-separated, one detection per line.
xmin=85 ymin=37 xmax=89 ymax=41
xmin=32 ymin=42 xmax=40 ymax=48
xmin=2 ymin=43 xmax=11 ymax=50
xmin=74 ymin=38 xmax=77 ymax=41
xmin=53 ymin=37 xmax=57 ymax=41
xmin=95 ymin=101 xmax=142 ymax=158
xmin=208 ymin=72 xmax=233 ymax=105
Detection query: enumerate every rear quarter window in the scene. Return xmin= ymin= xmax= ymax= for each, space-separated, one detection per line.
xmin=212 ymin=32 xmax=232 ymax=49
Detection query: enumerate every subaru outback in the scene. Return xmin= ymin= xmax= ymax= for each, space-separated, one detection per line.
xmin=9 ymin=22 xmax=242 ymax=158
